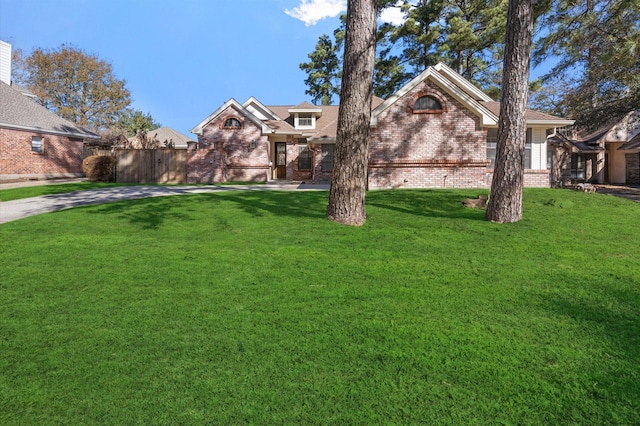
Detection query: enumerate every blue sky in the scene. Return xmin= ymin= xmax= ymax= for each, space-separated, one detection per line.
xmin=0 ymin=0 xmax=549 ymax=137
xmin=0 ymin=0 xmax=362 ymax=136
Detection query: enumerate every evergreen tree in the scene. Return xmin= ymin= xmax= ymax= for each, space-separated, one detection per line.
xmin=299 ymin=34 xmax=342 ymax=105
xmin=486 ymin=0 xmax=535 ymax=223
xmin=535 ymin=0 xmax=640 ymax=128
xmin=327 ymin=0 xmax=377 ymax=226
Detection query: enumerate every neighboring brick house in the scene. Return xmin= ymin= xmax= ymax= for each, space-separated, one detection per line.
xmin=0 ymin=81 xmax=100 ymax=180
xmin=190 ymin=63 xmax=573 ymax=188
xmin=548 ymin=111 xmax=640 ymax=186
xmin=0 ymin=40 xmax=100 ymax=180
xmin=0 ymin=82 xmax=100 ymax=180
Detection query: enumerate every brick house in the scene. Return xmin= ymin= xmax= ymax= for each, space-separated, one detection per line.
xmin=0 ymin=40 xmax=99 ymax=181
xmin=548 ymin=111 xmax=640 ymax=186
xmin=0 ymin=81 xmax=100 ymax=180
xmin=190 ymin=63 xmax=574 ymax=188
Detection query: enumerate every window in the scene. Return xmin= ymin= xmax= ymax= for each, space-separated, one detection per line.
xmin=223 ymin=117 xmax=241 ymax=128
xmin=296 ymin=113 xmax=314 ymax=128
xmin=298 ymin=144 xmax=312 ymax=170
xmin=571 ymin=154 xmax=586 ymax=180
xmin=486 ymin=129 xmax=532 ymax=169
xmin=31 ymin=136 xmax=43 ymax=153
xmin=413 ymin=95 xmax=443 ymax=113
xmin=321 ymin=144 xmax=334 ymax=171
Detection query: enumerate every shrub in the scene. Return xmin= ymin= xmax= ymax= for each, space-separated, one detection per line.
xmin=82 ymin=155 xmax=116 ymax=182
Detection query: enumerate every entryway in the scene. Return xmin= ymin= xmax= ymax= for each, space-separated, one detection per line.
xmin=276 ymin=142 xmax=286 ymax=179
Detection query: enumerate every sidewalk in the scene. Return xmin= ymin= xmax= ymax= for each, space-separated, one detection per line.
xmin=0 ymin=182 xmax=330 ymax=224
xmin=0 ymin=177 xmax=88 ymax=189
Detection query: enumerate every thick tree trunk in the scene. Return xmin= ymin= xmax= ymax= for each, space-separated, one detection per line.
xmin=486 ymin=0 xmax=534 ymax=223
xmin=327 ymin=0 xmax=377 ymax=226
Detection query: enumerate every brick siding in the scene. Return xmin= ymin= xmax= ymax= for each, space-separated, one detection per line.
xmin=626 ymin=153 xmax=640 ymax=185
xmin=368 ymin=80 xmax=491 ymax=189
xmin=188 ymin=112 xmax=270 ymax=183
xmin=0 ymin=128 xmax=84 ymax=179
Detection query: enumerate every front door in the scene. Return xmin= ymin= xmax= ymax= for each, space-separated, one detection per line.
xmin=276 ymin=143 xmax=287 ymax=179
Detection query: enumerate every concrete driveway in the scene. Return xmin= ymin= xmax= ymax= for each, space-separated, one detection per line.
xmin=0 ymin=183 xmax=329 ymax=224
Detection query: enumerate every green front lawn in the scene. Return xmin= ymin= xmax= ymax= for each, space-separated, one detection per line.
xmin=1 ymin=189 xmax=639 ymax=424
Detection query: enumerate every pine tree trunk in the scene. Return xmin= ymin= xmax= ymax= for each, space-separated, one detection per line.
xmin=486 ymin=0 xmax=534 ymax=223
xmin=327 ymin=0 xmax=376 ymax=226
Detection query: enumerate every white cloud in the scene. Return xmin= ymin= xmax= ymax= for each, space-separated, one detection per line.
xmin=285 ymin=0 xmax=347 ymax=26
xmin=380 ymin=1 xmax=416 ymax=26
xmin=379 ymin=6 xmax=406 ymax=26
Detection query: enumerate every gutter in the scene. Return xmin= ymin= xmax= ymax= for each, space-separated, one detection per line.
xmin=0 ymin=122 xmax=100 ymax=140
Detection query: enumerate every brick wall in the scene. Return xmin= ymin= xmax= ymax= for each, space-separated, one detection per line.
xmin=188 ymin=110 xmax=270 ymax=183
xmin=626 ymin=153 xmax=640 ymax=185
xmin=368 ymin=80 xmax=490 ymax=189
xmin=0 ymin=128 xmax=85 ymax=178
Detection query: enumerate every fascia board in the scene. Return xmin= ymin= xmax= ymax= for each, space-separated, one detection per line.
xmin=371 ymin=67 xmax=437 ymax=126
xmin=0 ymin=122 xmax=100 ymax=139
xmin=427 ymin=72 xmax=498 ymax=126
xmin=243 ymin=97 xmax=280 ymax=121
xmin=289 ymin=108 xmax=323 ymax=114
xmin=372 ymin=68 xmax=498 ymax=127
xmin=526 ymin=119 xmax=576 ymax=127
xmin=190 ymin=99 xmax=272 ymax=136
xmin=433 ymin=62 xmax=493 ymax=102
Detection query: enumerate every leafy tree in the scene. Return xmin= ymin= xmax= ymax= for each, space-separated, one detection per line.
xmin=534 ymin=0 xmax=640 ymax=128
xmin=327 ymin=0 xmax=377 ymax=226
xmin=116 ymin=109 xmax=161 ymax=137
xmin=486 ymin=0 xmax=535 ymax=223
xmin=15 ymin=44 xmax=131 ymax=130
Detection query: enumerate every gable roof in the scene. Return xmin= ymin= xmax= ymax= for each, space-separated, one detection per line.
xmin=190 ymin=98 xmax=273 ymax=135
xmin=0 ymin=81 xmax=99 ymax=139
xmin=563 ymin=111 xmax=640 ymax=148
xmin=243 ymin=97 xmax=281 ymax=121
xmin=547 ymin=132 xmax=604 ymax=153
xmin=481 ymin=102 xmax=575 ymax=127
xmin=371 ymin=62 xmax=574 ymax=128
xmin=371 ymin=64 xmax=499 ymax=127
xmin=145 ymin=127 xmax=195 ymax=149
xmin=619 ymin=132 xmax=640 ymax=151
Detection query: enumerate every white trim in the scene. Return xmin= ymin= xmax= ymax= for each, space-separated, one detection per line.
xmin=288 ymin=107 xmax=323 ymax=114
xmin=526 ymin=119 xmax=576 ymax=127
xmin=0 ymin=123 xmax=100 ymax=139
xmin=432 ymin=62 xmax=493 ymax=102
xmin=371 ymin=65 xmax=498 ymax=127
xmin=243 ymin=97 xmax=280 ymax=121
xmin=190 ymin=98 xmax=272 ymax=136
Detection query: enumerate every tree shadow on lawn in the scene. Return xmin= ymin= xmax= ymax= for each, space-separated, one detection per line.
xmin=367 ymin=189 xmax=489 ymax=221
xmin=537 ymin=285 xmax=640 ymax=405
xmin=83 ymin=189 xmax=490 ymax=229
xmin=86 ymin=191 xmax=328 ymax=229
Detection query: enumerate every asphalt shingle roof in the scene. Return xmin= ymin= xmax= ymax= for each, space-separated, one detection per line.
xmin=0 ymin=81 xmax=98 ymax=139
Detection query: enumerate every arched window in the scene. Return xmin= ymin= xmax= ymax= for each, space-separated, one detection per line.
xmin=223 ymin=117 xmax=241 ymax=128
xmin=413 ymin=95 xmax=443 ymax=113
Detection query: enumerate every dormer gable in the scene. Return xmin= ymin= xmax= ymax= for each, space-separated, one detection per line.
xmin=243 ymin=97 xmax=280 ymax=121
xmin=190 ymin=98 xmax=272 ymax=136
xmin=289 ymin=102 xmax=323 ymax=130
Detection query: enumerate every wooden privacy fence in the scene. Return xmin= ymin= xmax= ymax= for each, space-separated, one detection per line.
xmin=115 ymin=149 xmax=187 ymax=184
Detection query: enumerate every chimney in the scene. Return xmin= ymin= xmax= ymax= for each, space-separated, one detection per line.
xmin=0 ymin=40 xmax=12 ymax=85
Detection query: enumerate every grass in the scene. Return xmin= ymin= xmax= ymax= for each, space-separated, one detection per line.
xmin=1 ymin=188 xmax=639 ymax=424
